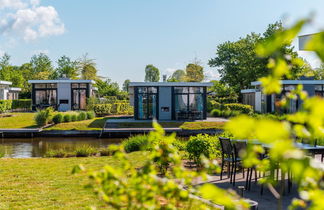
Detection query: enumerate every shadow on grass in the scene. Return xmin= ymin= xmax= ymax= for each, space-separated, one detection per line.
xmin=87 ymin=117 xmax=109 ymax=128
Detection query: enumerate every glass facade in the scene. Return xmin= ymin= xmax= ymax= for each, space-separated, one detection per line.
xmin=34 ymin=84 xmax=57 ymax=106
xmin=72 ymin=83 xmax=88 ymax=110
xmin=174 ymin=87 xmax=204 ymax=120
xmin=137 ymin=87 xmax=157 ymax=120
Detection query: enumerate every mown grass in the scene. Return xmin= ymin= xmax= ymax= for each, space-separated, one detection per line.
xmin=1 ymin=112 xmax=226 ymax=131
xmin=0 ymin=113 xmax=38 ymax=129
xmin=180 ymin=121 xmax=226 ymax=130
xmin=45 ymin=117 xmax=107 ymax=130
xmin=0 ymin=152 xmax=147 ymax=209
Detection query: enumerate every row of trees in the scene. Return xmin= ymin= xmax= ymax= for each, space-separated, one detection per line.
xmin=208 ymin=21 xmax=324 ymax=98
xmin=144 ymin=62 xmax=205 ymax=82
xmin=0 ymin=53 xmax=130 ymax=99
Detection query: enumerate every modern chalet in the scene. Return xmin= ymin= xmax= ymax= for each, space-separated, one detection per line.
xmin=129 ymin=82 xmax=213 ymax=121
xmin=0 ymin=80 xmax=21 ymax=100
xmin=28 ymin=79 xmax=96 ymax=111
xmin=241 ymin=77 xmax=324 ymax=113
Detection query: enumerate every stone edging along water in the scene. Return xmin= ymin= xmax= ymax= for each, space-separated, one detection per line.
xmin=0 ymin=128 xmax=224 ymax=138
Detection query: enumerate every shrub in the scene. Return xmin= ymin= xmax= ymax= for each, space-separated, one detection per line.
xmin=44 ymin=149 xmax=68 ymax=158
xmin=207 ymin=100 xmax=222 ymax=112
xmin=78 ymin=112 xmax=87 ymax=121
xmin=211 ymin=109 xmax=222 ymax=117
xmin=34 ymin=107 xmax=54 ymax=126
xmin=0 ymin=100 xmax=12 ymax=113
xmin=71 ymin=114 xmax=78 ymax=122
xmin=64 ymin=114 xmax=72 ymax=122
xmin=99 ymin=147 xmax=113 ymax=156
xmin=172 ymin=139 xmax=187 ymax=151
xmin=86 ymin=111 xmax=95 ymax=119
xmin=224 ymin=103 xmax=253 ymax=114
xmin=53 ymin=113 xmax=64 ymax=124
xmin=186 ymin=134 xmax=220 ymax=165
xmin=74 ymin=145 xmax=97 ymax=157
xmin=123 ymin=135 xmax=149 ymax=153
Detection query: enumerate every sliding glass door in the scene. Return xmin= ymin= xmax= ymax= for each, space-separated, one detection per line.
xmin=72 ymin=84 xmax=88 ymax=110
xmin=137 ymin=87 xmax=157 ymax=120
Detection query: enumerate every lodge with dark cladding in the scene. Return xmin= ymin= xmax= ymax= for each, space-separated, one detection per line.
xmin=128 ymin=82 xmax=213 ymax=121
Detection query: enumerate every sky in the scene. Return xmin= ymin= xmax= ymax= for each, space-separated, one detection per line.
xmin=0 ymin=0 xmax=324 ymax=86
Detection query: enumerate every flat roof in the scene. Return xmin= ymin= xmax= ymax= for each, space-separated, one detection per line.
xmin=0 ymin=80 xmax=12 ymax=85
xmin=9 ymin=87 xmax=22 ymax=91
xmin=251 ymin=80 xmax=324 ymax=86
xmin=28 ymin=79 xmax=95 ymax=84
xmin=241 ymin=89 xmax=257 ymax=93
xmin=129 ymin=82 xmax=213 ymax=87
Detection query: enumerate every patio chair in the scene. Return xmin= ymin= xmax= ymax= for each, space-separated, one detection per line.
xmin=232 ymin=141 xmax=248 ymax=187
xmin=219 ymin=137 xmax=244 ymax=183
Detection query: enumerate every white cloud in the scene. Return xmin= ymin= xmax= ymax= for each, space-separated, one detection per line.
xmin=0 ymin=0 xmax=65 ymax=41
xmin=204 ymin=68 xmax=220 ymax=81
xmin=31 ymin=49 xmax=49 ymax=55
xmin=0 ymin=0 xmax=26 ymax=10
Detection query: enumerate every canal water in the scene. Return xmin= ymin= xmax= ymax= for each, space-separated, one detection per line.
xmin=0 ymin=137 xmax=123 ymax=158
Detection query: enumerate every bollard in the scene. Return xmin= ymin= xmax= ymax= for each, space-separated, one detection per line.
xmin=238 ymin=186 xmax=245 ymax=197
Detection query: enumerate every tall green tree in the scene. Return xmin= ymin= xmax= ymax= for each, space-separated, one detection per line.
xmin=54 ymin=55 xmax=79 ymax=79
xmin=122 ymin=79 xmax=131 ymax=92
xmin=0 ymin=54 xmax=24 ymax=88
xmin=313 ymin=63 xmax=324 ymax=80
xmin=96 ymin=79 xmax=120 ymax=97
xmin=78 ymin=53 xmax=98 ymax=80
xmin=30 ymin=53 xmax=54 ymax=80
xmin=144 ymin=64 xmax=160 ymax=82
xmin=185 ymin=63 xmax=204 ymax=82
xmin=167 ymin=69 xmax=186 ymax=82
xmin=208 ymin=21 xmax=304 ymax=95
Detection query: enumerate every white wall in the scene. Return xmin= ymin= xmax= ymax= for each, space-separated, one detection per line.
xmin=158 ymin=87 xmax=172 ymax=120
xmin=255 ymin=91 xmax=262 ymax=112
xmin=57 ymin=83 xmax=71 ymax=111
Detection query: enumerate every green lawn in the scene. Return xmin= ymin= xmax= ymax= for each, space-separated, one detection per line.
xmin=0 ymin=113 xmax=38 ymax=129
xmin=117 ymin=121 xmax=225 ymax=130
xmin=0 ymin=152 xmax=147 ymax=209
xmin=45 ymin=117 xmax=107 ymax=130
xmin=0 ymin=112 xmax=226 ymax=131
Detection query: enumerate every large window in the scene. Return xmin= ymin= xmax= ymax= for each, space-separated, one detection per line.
xmin=315 ymin=85 xmax=324 ymax=97
xmin=137 ymin=87 xmax=157 ymax=120
xmin=72 ymin=83 xmax=88 ymax=110
xmin=34 ymin=83 xmax=57 ymax=105
xmin=174 ymin=87 xmax=204 ymax=120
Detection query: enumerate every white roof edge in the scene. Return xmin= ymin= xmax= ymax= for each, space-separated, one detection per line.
xmin=0 ymin=80 xmax=12 ymax=85
xmin=251 ymin=80 xmax=324 ymax=86
xmin=129 ymin=82 xmax=213 ymax=87
xmin=241 ymin=89 xmax=257 ymax=93
xmin=9 ymin=87 xmax=22 ymax=91
xmin=28 ymin=80 xmax=95 ymax=84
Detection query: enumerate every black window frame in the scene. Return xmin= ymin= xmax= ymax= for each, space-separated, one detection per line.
xmin=134 ymin=86 xmax=159 ymax=120
xmin=32 ymin=83 xmax=58 ymax=110
xmin=172 ymin=86 xmax=206 ymax=120
xmin=71 ymin=83 xmax=90 ymax=110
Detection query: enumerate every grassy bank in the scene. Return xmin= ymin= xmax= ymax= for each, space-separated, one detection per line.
xmin=45 ymin=117 xmax=107 ymax=130
xmin=1 ymin=112 xmax=226 ymax=131
xmin=0 ymin=113 xmax=38 ymax=129
xmin=0 ymin=152 xmax=147 ymax=209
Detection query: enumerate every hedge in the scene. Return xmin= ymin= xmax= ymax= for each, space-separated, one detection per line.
xmin=0 ymin=99 xmax=32 ymax=113
xmin=12 ymin=99 xmax=32 ymax=110
xmin=224 ymin=103 xmax=253 ymax=114
xmin=93 ymin=103 xmax=133 ymax=116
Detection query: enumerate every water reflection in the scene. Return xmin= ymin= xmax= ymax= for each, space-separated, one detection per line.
xmin=0 ymin=138 xmax=123 ymax=158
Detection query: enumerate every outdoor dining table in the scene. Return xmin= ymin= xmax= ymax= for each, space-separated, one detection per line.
xmin=232 ymin=139 xmax=324 ymax=155
xmin=230 ymin=139 xmax=324 ymax=193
